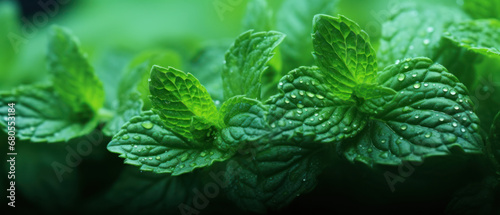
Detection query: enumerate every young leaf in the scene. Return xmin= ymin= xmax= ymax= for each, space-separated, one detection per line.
xmin=312 ymin=14 xmax=378 ymax=101
xmin=276 ymin=0 xmax=338 ymax=72
xmin=267 ymin=66 xmax=367 ymax=143
xmin=377 ymin=4 xmax=470 ymax=68
xmin=107 ymin=111 xmax=235 ymax=175
xmin=225 ymin=141 xmax=332 ymax=213
xmin=219 ymin=96 xmax=270 ymax=150
xmin=149 ymin=65 xmax=219 ymax=141
xmin=48 ymin=26 xmax=105 ymax=113
xmin=0 ymin=85 xmax=98 ymax=142
xmin=344 ymin=58 xmax=483 ymax=166
xmin=444 ymin=19 xmax=500 ymax=58
xmin=242 ymin=0 xmax=272 ymax=32
xmin=463 ymin=0 xmax=500 ymax=19
xmin=222 ymin=30 xmax=285 ymax=100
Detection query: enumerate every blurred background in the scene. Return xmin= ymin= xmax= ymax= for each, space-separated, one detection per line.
xmin=2 ymin=0 xmax=496 ymax=214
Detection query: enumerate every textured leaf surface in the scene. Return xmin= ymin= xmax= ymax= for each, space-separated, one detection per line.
xmin=267 ymin=66 xmax=367 ymax=143
xmin=225 ymin=141 xmax=331 ymax=213
xmin=107 ymin=111 xmax=234 ymax=175
xmin=48 ymin=26 xmax=104 ymax=113
xmin=344 ymin=58 xmax=483 ymax=166
xmin=219 ymin=96 xmax=270 ymax=150
xmin=149 ymin=65 xmax=219 ymax=141
xmin=463 ymin=0 xmax=500 ymax=19
xmin=377 ymin=4 xmax=470 ymax=68
xmin=312 ymin=14 xmax=377 ymax=100
xmin=444 ymin=19 xmax=500 ymax=58
xmin=0 ymin=85 xmax=97 ymax=142
xmin=222 ymin=30 xmax=285 ymax=99
xmin=102 ymin=92 xmax=143 ymax=136
xmin=276 ymin=0 xmax=338 ymax=72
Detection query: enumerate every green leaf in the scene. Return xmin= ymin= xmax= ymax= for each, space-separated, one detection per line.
xmin=0 ymin=85 xmax=98 ymax=142
xmin=267 ymin=66 xmax=367 ymax=143
xmin=377 ymin=4 xmax=470 ymax=68
xmin=102 ymin=92 xmax=143 ymax=136
xmin=344 ymin=58 xmax=483 ymax=166
xmin=225 ymin=141 xmax=332 ymax=213
xmin=222 ymin=30 xmax=285 ymax=100
xmin=312 ymin=14 xmax=378 ymax=101
xmin=219 ymin=96 xmax=270 ymax=149
xmin=48 ymin=26 xmax=105 ymax=113
xmin=242 ymin=0 xmax=272 ymax=32
xmin=444 ymin=19 xmax=500 ymax=58
xmin=277 ymin=0 xmax=338 ymax=72
xmin=353 ymin=83 xmax=397 ymax=101
xmin=107 ymin=111 xmax=235 ymax=175
xmin=149 ymin=65 xmax=219 ymax=141
xmin=463 ymin=0 xmax=500 ymax=19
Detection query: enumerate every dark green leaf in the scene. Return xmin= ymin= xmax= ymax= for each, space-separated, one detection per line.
xmin=222 ymin=30 xmax=285 ymax=100
xmin=487 ymin=111 xmax=500 ymax=172
xmin=0 ymin=85 xmax=98 ymax=142
xmin=107 ymin=111 xmax=234 ymax=175
xmin=267 ymin=66 xmax=367 ymax=143
xmin=344 ymin=58 xmax=483 ymax=166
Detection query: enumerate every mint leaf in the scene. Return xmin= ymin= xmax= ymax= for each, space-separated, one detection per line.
xmin=219 ymin=96 xmax=270 ymax=149
xmin=276 ymin=0 xmax=338 ymax=72
xmin=344 ymin=58 xmax=483 ymax=166
xmin=242 ymin=0 xmax=272 ymax=32
xmin=377 ymin=4 xmax=470 ymax=68
xmin=48 ymin=26 xmax=105 ymax=113
xmin=444 ymin=19 xmax=500 ymax=58
xmin=463 ymin=0 xmax=500 ymax=19
xmin=149 ymin=65 xmax=219 ymax=141
xmin=225 ymin=141 xmax=332 ymax=212
xmin=107 ymin=111 xmax=235 ymax=175
xmin=222 ymin=30 xmax=285 ymax=100
xmin=102 ymin=92 xmax=143 ymax=136
xmin=267 ymin=66 xmax=367 ymax=143
xmin=0 ymin=85 xmax=98 ymax=142
xmin=312 ymin=14 xmax=378 ymax=101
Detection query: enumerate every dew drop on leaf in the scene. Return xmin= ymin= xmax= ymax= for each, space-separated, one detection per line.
xmin=141 ymin=122 xmax=154 ymax=129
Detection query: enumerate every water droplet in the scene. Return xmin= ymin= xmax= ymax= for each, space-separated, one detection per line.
xmin=322 ymin=124 xmax=326 ymax=127
xmin=461 ymin=128 xmax=466 ymax=133
xmin=462 ymin=117 xmax=467 ymax=121
xmin=452 ymin=122 xmax=458 ymax=127
xmin=344 ymin=128 xmax=348 ymax=131
xmin=310 ymin=118 xmax=314 ymax=121
xmin=271 ymin=123 xmax=276 ymax=128
xmin=402 ymin=106 xmax=412 ymax=112
xmin=413 ymin=83 xmax=421 ymax=89
xmin=397 ymin=74 xmax=406 ymax=81
xmin=297 ymin=104 xmax=304 ymax=108
xmin=450 ymin=91 xmax=456 ymax=96
xmin=200 ymin=152 xmax=207 ymax=157
xmin=299 ymin=80 xmax=304 ymax=83
xmin=424 ymin=83 xmax=429 ymax=87
xmin=381 ymin=140 xmax=386 ymax=144
xmin=439 ymin=117 xmax=445 ymax=122
xmin=285 ymin=100 xmax=290 ymax=104
xmin=395 ymin=60 xmax=401 ymax=64
xmin=423 ymin=39 xmax=430 ymax=45
xmin=190 ymin=163 xmax=197 ymax=167
xmin=306 ymin=92 xmax=315 ymax=98
xmin=279 ymin=82 xmax=283 ymax=86
xmin=291 ymin=94 xmax=297 ymax=99
xmin=415 ymin=115 xmax=419 ymax=119
xmin=316 ymin=94 xmax=325 ymax=99
xmin=149 ymin=157 xmax=153 ymax=160
xmin=122 ymin=135 xmax=130 ymax=140
xmin=367 ymin=148 xmax=373 ymax=153
xmin=179 ymin=164 xmax=185 ymax=168
xmin=443 ymin=88 xmax=448 ymax=92
xmin=141 ymin=122 xmax=154 ymax=129
xmin=297 ymin=110 xmax=303 ymax=114
xmin=412 ymin=73 xmax=417 ymax=77
xmin=299 ymin=90 xmax=304 ymax=96
xmin=180 ymin=156 xmax=188 ymax=162
xmin=400 ymin=125 xmax=408 ymax=131
xmin=427 ymin=27 xmax=434 ymax=33
xmin=424 ymin=132 xmax=432 ymax=138
xmin=454 ymin=106 xmax=460 ymax=110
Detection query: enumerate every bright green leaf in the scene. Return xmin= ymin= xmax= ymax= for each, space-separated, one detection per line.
xmin=267 ymin=66 xmax=367 ymax=143
xmin=107 ymin=111 xmax=235 ymax=175
xmin=312 ymin=14 xmax=378 ymax=101
xmin=222 ymin=30 xmax=285 ymax=100
xmin=0 ymin=85 xmax=98 ymax=142
xmin=277 ymin=0 xmax=338 ymax=72
xmin=48 ymin=26 xmax=105 ymax=113
xmin=219 ymin=96 xmax=270 ymax=150
xmin=463 ymin=0 xmax=500 ymax=19
xmin=225 ymin=141 xmax=332 ymax=213
xmin=149 ymin=65 xmax=219 ymax=141
xmin=444 ymin=19 xmax=500 ymax=58
xmin=345 ymin=58 xmax=483 ymax=166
